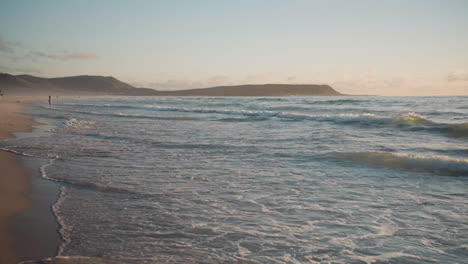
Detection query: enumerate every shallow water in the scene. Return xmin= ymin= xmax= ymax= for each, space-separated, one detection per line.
xmin=3 ymin=96 xmax=468 ymax=263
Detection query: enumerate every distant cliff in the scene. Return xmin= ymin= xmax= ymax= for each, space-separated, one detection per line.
xmin=0 ymin=73 xmax=345 ymax=96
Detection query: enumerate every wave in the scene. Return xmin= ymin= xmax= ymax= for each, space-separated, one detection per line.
xmin=353 ymin=252 xmax=437 ymax=264
xmin=53 ymin=185 xmax=69 ymax=257
xmin=307 ymin=98 xmax=366 ymax=105
xmin=40 ymin=159 xmax=135 ymax=257
xmin=216 ymin=116 xmax=269 ymax=122
xmin=39 ymin=160 xmax=70 ymax=258
xmin=392 ymin=113 xmax=468 ymax=138
xmin=86 ymin=132 xmax=255 ymax=153
xmin=40 ymin=159 xmax=58 ymax=181
xmin=249 ymin=105 xmax=308 ymax=111
xmin=58 ymin=98 xmax=364 ymax=107
xmin=341 ymin=151 xmax=468 ymax=175
xmin=64 ymin=118 xmax=96 ymax=130
xmin=57 ymin=103 xmax=136 ymax=110
xmin=442 ymin=122 xmax=468 ymax=138
xmin=392 ymin=113 xmax=435 ymax=125
xmin=254 ymin=98 xmax=285 ymax=101
xmin=41 ymin=158 xmax=135 ymax=194
xmin=53 ymin=177 xmax=134 ymax=194
xmin=0 ymin=147 xmax=37 ymax=157
xmin=49 ymin=106 xmax=198 ymax=121
xmin=51 ymin=105 xmax=468 ymax=138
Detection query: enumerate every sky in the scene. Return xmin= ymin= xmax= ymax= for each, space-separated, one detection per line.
xmin=1 ymin=0 xmax=467 ymax=95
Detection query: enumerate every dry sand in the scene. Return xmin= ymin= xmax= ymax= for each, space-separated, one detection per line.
xmin=0 ymin=97 xmax=42 ymax=263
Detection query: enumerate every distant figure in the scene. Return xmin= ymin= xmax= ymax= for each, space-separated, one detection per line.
xmin=48 ymin=96 xmax=51 ymax=106
xmin=0 ymin=89 xmax=3 ymax=101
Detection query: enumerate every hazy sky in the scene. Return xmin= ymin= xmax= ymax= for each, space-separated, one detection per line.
xmin=1 ymin=0 xmax=467 ymax=95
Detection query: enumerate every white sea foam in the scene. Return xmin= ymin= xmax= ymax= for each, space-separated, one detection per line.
xmin=39 ymin=158 xmax=71 ymax=256
xmin=0 ymin=147 xmax=36 ymax=157
xmin=54 ymin=185 xmax=70 ymax=256
xmin=64 ymin=118 xmax=96 ymax=129
xmin=141 ymin=105 xmax=388 ymax=123
xmin=39 ymin=158 xmax=58 ymax=181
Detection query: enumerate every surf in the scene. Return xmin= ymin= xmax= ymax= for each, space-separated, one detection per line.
xmin=51 ymin=103 xmax=468 ymax=138
xmin=340 ymin=151 xmax=468 ymax=175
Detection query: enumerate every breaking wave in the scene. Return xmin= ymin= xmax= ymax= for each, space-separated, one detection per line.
xmin=341 ymin=151 xmax=468 ymax=175
xmin=138 ymin=107 xmax=468 ymax=137
xmin=51 ymin=105 xmax=468 ymax=138
xmin=49 ymin=106 xmax=198 ymax=121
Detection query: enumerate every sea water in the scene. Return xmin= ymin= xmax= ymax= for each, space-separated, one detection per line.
xmin=2 ymin=96 xmax=467 ymax=263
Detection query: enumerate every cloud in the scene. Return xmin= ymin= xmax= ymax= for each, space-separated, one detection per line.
xmin=29 ymin=50 xmax=98 ymax=60
xmin=447 ymin=70 xmax=468 ymax=82
xmin=0 ymin=37 xmax=15 ymax=53
xmin=328 ymin=73 xmax=468 ymax=96
xmin=130 ymin=70 xmax=468 ymax=95
xmin=242 ymin=72 xmax=286 ymax=84
xmin=0 ymin=36 xmax=97 ymax=63
xmin=132 ymin=75 xmax=233 ymax=90
xmin=205 ymin=75 xmax=232 ymax=86
xmin=134 ymin=72 xmax=320 ymax=90
xmin=132 ymin=79 xmax=201 ymax=90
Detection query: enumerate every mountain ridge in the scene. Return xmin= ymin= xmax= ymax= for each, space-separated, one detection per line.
xmin=0 ymin=73 xmax=345 ymax=96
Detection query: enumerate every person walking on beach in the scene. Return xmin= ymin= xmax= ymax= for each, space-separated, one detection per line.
xmin=48 ymin=95 xmax=51 ymax=106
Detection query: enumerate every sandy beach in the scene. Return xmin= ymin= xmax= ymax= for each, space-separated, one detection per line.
xmin=0 ymin=97 xmax=40 ymax=263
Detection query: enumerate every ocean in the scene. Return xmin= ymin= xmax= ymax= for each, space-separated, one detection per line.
xmin=2 ymin=96 xmax=468 ymax=263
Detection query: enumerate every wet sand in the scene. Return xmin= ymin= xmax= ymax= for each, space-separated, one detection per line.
xmin=0 ymin=97 xmax=59 ymax=263
xmin=0 ymin=151 xmax=30 ymax=264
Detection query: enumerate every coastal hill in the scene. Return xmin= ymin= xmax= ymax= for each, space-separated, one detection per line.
xmin=0 ymin=73 xmax=158 ymax=96
xmin=154 ymin=84 xmax=343 ymax=96
xmin=0 ymin=73 xmax=345 ymax=96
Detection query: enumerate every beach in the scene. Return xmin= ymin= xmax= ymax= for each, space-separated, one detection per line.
xmin=0 ymin=97 xmax=52 ymax=263
xmin=0 ymin=98 xmax=34 ymax=263
xmin=0 ymin=150 xmax=29 ymax=264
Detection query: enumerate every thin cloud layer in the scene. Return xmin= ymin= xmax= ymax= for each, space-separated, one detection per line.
xmin=0 ymin=64 xmax=42 ymax=74
xmin=0 ymin=36 xmax=98 ymax=75
xmin=447 ymin=70 xmax=468 ymax=82
xmin=0 ymin=36 xmax=97 ymax=62
xmin=29 ymin=50 xmax=97 ymax=60
xmin=0 ymin=37 xmax=14 ymax=53
xmin=132 ymin=69 xmax=468 ymax=96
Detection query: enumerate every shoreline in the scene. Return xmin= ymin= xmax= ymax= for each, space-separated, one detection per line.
xmin=0 ymin=97 xmax=59 ymax=263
